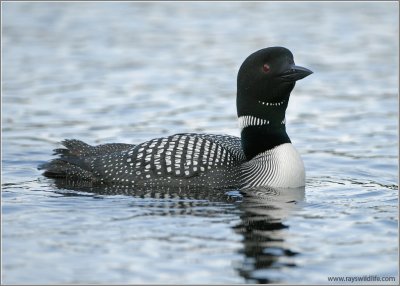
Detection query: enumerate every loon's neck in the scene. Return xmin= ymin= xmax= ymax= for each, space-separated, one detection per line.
xmin=239 ymin=123 xmax=290 ymax=160
xmin=237 ymin=93 xmax=292 ymax=160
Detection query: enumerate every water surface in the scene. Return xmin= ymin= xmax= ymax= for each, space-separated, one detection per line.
xmin=2 ymin=2 xmax=398 ymax=284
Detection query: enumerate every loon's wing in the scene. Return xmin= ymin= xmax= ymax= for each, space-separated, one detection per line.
xmin=40 ymin=134 xmax=246 ymax=186
xmin=88 ymin=133 xmax=246 ymax=184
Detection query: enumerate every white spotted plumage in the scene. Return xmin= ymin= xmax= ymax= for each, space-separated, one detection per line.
xmin=86 ymin=133 xmax=246 ymax=188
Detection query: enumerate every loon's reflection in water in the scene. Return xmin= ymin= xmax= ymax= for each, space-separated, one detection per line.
xmin=234 ymin=187 xmax=305 ymax=283
xmin=48 ymin=179 xmax=305 ymax=283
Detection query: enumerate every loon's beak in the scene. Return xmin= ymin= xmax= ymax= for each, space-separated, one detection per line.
xmin=279 ymin=64 xmax=313 ymax=82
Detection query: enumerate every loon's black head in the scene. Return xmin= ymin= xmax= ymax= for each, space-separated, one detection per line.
xmin=237 ymin=47 xmax=312 ymax=118
xmin=237 ymin=47 xmax=312 ymax=159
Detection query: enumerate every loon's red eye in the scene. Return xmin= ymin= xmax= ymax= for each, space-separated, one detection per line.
xmin=263 ymin=63 xmax=270 ymax=73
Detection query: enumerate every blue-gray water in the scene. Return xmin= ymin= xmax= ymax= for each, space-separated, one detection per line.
xmin=2 ymin=2 xmax=398 ymax=284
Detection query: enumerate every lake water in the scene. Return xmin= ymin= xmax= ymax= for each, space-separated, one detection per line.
xmin=2 ymin=2 xmax=398 ymax=284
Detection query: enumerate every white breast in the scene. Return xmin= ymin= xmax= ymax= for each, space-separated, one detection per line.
xmin=240 ymin=143 xmax=305 ymax=188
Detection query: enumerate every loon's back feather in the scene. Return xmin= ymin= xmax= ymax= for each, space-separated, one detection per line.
xmin=53 ymin=139 xmax=133 ymax=157
xmin=40 ymin=140 xmax=134 ymax=179
xmin=41 ymin=133 xmax=247 ymax=188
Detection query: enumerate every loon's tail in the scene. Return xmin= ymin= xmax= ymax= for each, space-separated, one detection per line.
xmin=39 ymin=139 xmax=133 ymax=180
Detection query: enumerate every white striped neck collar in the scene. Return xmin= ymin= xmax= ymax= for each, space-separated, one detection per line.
xmin=238 ymin=115 xmax=286 ymax=131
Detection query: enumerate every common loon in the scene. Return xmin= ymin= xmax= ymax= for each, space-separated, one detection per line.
xmin=40 ymin=47 xmax=312 ymax=189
